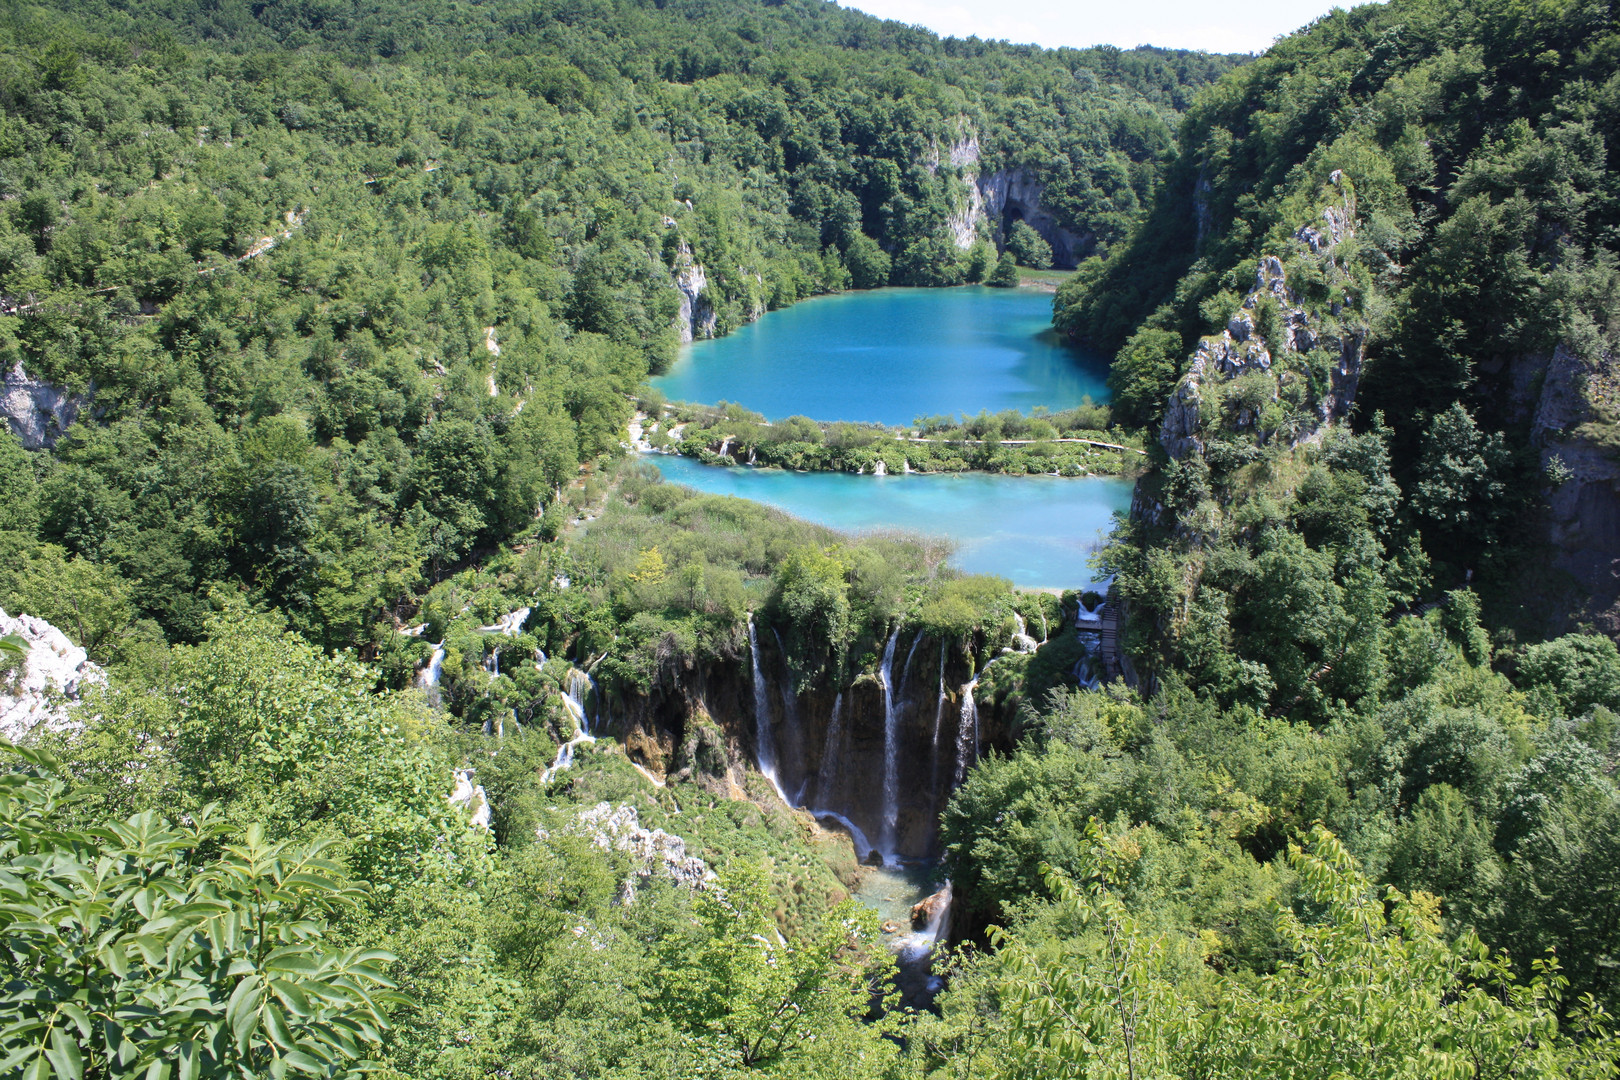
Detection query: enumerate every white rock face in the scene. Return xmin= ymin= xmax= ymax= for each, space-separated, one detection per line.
xmin=671 ymin=240 xmax=716 ymax=342
xmin=0 ymin=609 xmax=104 ymax=742
xmin=2 ymin=364 xmax=86 ymax=450
xmin=542 ymin=801 xmax=715 ymax=902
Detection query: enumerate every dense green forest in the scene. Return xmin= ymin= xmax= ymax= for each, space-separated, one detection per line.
xmin=0 ymin=0 xmax=1237 ymax=655
xmin=5 ymin=0 xmax=1620 ymax=1077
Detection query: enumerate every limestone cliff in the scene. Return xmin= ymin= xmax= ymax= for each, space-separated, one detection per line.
xmin=2 ymin=363 xmax=86 ymax=449
xmin=599 ymin=624 xmax=1025 ymax=862
xmin=1511 ymin=343 xmax=1620 ymax=635
xmin=1158 ymin=173 xmax=1366 ymax=470
xmin=671 ymin=238 xmax=716 ymax=342
xmin=935 ymin=128 xmax=1091 ymax=268
xmin=0 ymin=609 xmax=104 ymax=742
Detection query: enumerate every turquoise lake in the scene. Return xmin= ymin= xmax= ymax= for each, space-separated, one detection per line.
xmin=646 ymin=454 xmax=1130 ymax=589
xmin=652 ymin=286 xmax=1109 ymax=425
xmin=645 ymin=286 xmax=1132 ymax=589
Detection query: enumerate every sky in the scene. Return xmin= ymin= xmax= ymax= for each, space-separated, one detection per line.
xmin=840 ymin=0 xmax=1375 ymax=55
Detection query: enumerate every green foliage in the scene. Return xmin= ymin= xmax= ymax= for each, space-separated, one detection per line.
xmin=1004 ymin=221 xmax=1052 ymax=270
xmin=0 ymin=744 xmax=402 ymax=1080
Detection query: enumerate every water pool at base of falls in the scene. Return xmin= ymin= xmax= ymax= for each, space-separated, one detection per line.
xmin=645 ymin=453 xmax=1130 ymax=590
xmin=853 ymin=862 xmax=951 ymax=1009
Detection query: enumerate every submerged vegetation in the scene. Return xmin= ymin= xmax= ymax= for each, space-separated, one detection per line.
xmin=2 ymin=0 xmax=1620 ymax=1077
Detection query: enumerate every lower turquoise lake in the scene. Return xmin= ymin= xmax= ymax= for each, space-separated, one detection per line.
xmin=645 ymin=454 xmax=1131 ymax=589
xmin=651 ymin=286 xmax=1109 ymax=426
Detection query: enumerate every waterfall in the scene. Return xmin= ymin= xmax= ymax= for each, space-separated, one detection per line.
xmin=748 ymin=616 xmax=789 ymax=803
xmin=1011 ymin=612 xmax=1038 ymax=654
xmin=1038 ymin=609 xmax=1049 ymax=642
xmin=814 ymin=691 xmax=845 ymax=808
xmin=953 ymin=677 xmax=980 ymax=788
xmin=541 ymin=668 xmax=598 ymax=783
xmin=771 ymin=627 xmax=801 ymax=789
xmin=417 ymin=642 xmax=446 ymax=706
xmin=928 ymin=651 xmax=948 ymax=813
xmin=812 ymin=809 xmax=876 ymax=863
xmin=897 ymin=630 xmax=923 ymax=706
xmin=878 ymin=625 xmax=902 ymax=864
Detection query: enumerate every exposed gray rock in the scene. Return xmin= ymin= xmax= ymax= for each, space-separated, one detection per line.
xmin=936 ymin=130 xmax=1090 ymax=266
xmin=2 ymin=363 xmax=86 ymax=449
xmin=670 ymin=237 xmax=716 ymax=342
xmin=0 ymin=609 xmax=104 ymax=742
xmin=542 ymin=801 xmax=715 ymax=903
xmin=1158 ymin=176 xmax=1365 ymax=463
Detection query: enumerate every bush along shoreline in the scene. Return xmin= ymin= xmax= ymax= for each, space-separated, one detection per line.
xmin=643 ymin=401 xmax=1148 ymax=478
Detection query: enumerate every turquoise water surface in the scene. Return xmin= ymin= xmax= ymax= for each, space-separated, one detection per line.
xmin=646 ymin=454 xmax=1130 ymax=589
xmin=652 ymin=286 xmax=1109 ymax=425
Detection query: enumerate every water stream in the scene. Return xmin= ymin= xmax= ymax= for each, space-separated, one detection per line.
xmin=878 ymin=625 xmax=902 ymax=865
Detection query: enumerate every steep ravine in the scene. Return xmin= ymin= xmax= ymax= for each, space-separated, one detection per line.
xmin=584 ymin=620 xmax=1049 ymax=862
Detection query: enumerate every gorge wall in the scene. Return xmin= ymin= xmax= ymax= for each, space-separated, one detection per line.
xmin=597 ymin=622 xmax=1033 ymax=862
xmin=938 ymin=132 xmax=1092 ymax=269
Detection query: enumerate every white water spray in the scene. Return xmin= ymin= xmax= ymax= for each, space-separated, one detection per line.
xmin=953 ymin=677 xmax=980 ymax=788
xmin=748 ymin=616 xmax=790 ymax=803
xmin=541 ymin=668 xmax=597 ymax=783
xmin=878 ymin=626 xmax=902 ymax=864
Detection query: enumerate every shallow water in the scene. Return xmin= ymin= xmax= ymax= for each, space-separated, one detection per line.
xmin=652 ymin=286 xmax=1110 ymax=425
xmin=646 ymin=453 xmax=1129 ymax=590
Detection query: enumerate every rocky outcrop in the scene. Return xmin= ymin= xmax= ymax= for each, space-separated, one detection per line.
xmin=542 ymin=802 xmax=715 ymax=903
xmin=1159 ymin=174 xmax=1365 ymax=465
xmin=0 ymin=609 xmax=104 ymax=742
xmin=936 ymin=130 xmax=1090 ymax=267
xmin=671 ymin=239 xmax=716 ymax=342
xmin=1515 ymin=343 xmax=1620 ymax=636
xmin=2 ymin=363 xmax=86 ymax=449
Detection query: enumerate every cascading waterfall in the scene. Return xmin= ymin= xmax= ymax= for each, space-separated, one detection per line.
xmin=418 ymin=643 xmax=446 ymax=688
xmin=897 ymin=630 xmax=923 ymax=706
xmin=813 ymin=691 xmax=845 ymax=807
xmin=770 ymin=627 xmax=802 ymax=789
xmin=1010 ymin=612 xmax=1039 ymax=654
xmin=540 ymin=668 xmax=597 ymax=783
xmin=877 ymin=626 xmax=902 ymax=864
xmin=748 ymin=616 xmax=790 ymax=803
xmin=953 ymin=677 xmax=980 ymax=787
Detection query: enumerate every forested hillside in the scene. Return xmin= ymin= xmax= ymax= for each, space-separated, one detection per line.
xmin=5 ymin=1 xmax=1620 ymax=1078
xmin=0 ymin=0 xmax=1236 ymax=654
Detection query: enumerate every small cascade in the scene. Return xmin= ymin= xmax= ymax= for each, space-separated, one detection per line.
xmin=541 ymin=668 xmax=598 ymax=783
xmin=1038 ymin=609 xmax=1049 ymax=643
xmin=748 ymin=616 xmax=790 ymax=803
xmin=417 ymin=642 xmax=446 ymax=706
xmin=878 ymin=625 xmax=902 ymax=864
xmin=928 ymin=651 xmax=948 ymax=813
xmin=533 ymin=646 xmax=547 ymax=673
xmin=813 ymin=691 xmax=845 ymax=808
xmin=478 ymin=607 xmax=531 ymax=636
xmin=484 ymin=648 xmax=500 ymax=677
xmin=813 ymin=809 xmax=876 ymax=863
xmin=953 ymin=677 xmax=980 ymax=788
xmin=1010 ymin=612 xmax=1039 ymax=654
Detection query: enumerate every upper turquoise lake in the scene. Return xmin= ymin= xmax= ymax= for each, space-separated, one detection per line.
xmin=651 ymin=286 xmax=1109 ymax=425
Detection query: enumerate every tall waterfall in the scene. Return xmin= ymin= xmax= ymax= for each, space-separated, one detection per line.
xmin=878 ymin=625 xmax=902 ymax=864
xmin=953 ymin=677 xmax=980 ymax=787
xmin=929 ymin=651 xmax=948 ymax=810
xmin=748 ymin=616 xmax=789 ymax=803
xmin=814 ymin=691 xmax=845 ymax=808
xmin=897 ymin=630 xmax=923 ymax=706
xmin=771 ymin=627 xmax=802 ymax=795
